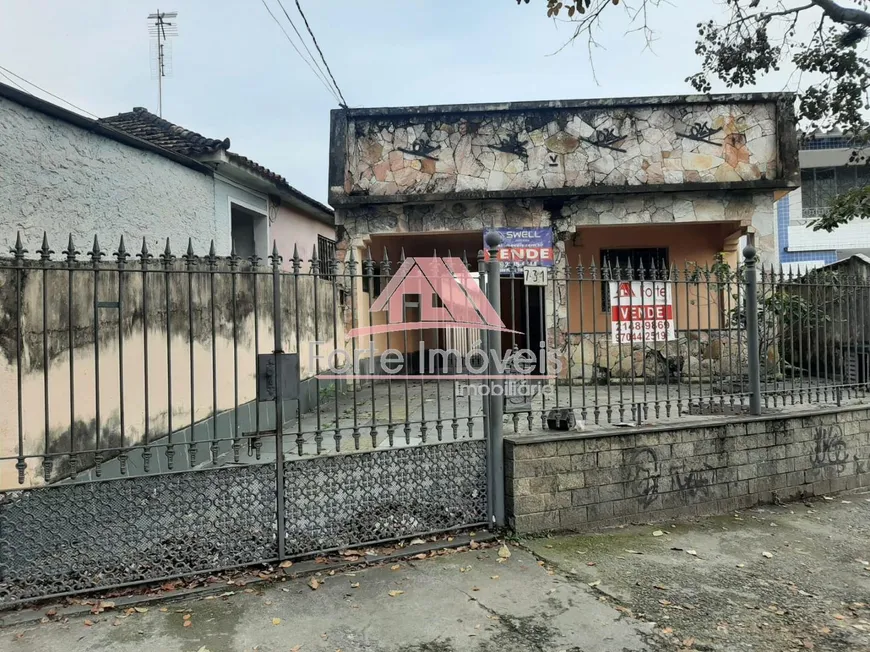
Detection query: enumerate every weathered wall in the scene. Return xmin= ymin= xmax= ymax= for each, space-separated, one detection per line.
xmin=505 ymin=407 xmax=870 ymax=533
xmin=0 ymin=255 xmax=340 ymax=489
xmin=333 ymin=98 xmax=792 ymax=201
xmin=0 ymin=96 xmax=217 ymax=255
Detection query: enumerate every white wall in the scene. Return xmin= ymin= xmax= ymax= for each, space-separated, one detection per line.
xmin=786 ymin=187 xmax=870 ymax=253
xmin=0 ymin=96 xmax=217 ymax=256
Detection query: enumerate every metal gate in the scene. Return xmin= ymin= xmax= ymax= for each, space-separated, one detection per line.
xmin=0 ymin=234 xmax=503 ymax=606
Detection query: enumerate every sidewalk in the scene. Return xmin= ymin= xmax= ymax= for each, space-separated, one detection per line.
xmin=527 ymin=493 xmax=870 ymax=651
xmin=3 ymin=545 xmax=652 ymax=652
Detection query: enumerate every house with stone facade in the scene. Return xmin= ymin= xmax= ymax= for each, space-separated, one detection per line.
xmin=328 ymin=93 xmax=799 ymax=380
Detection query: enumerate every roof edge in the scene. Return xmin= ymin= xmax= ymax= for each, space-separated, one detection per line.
xmin=0 ymin=81 xmax=213 ymax=175
xmin=338 ymin=91 xmax=795 ymax=120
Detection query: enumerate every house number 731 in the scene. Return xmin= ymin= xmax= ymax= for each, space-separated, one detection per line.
xmin=523 ymin=266 xmax=548 ymax=287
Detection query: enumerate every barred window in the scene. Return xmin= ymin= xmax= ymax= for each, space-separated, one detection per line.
xmin=317 ymin=235 xmax=336 ymax=280
xmin=801 ymin=166 xmax=864 ymax=219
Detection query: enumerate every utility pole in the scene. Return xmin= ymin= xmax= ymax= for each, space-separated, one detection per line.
xmin=147 ymin=10 xmax=177 ymax=117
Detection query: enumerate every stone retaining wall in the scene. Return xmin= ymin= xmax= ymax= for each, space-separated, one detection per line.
xmin=505 ymin=407 xmax=870 ymax=533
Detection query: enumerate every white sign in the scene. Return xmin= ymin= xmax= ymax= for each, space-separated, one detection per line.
xmin=523 ymin=266 xmax=549 ymax=287
xmin=609 ymin=280 xmax=676 ymax=344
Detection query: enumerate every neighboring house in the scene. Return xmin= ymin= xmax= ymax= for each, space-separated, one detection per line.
xmin=0 ymin=81 xmax=216 ymax=253
xmin=100 ymin=107 xmax=335 ymax=270
xmin=0 ymin=81 xmax=335 ymax=267
xmin=776 ymin=129 xmax=870 ymax=272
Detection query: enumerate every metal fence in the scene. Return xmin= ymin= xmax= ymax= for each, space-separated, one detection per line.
xmin=1 ymin=229 xmax=868 ymax=606
xmin=0 ymin=233 xmax=492 ymax=606
xmin=491 ymin=244 xmax=870 ymax=431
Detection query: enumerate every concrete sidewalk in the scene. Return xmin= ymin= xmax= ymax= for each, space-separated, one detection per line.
xmin=3 ymin=546 xmax=653 ymax=652
xmin=527 ymin=493 xmax=870 ymax=651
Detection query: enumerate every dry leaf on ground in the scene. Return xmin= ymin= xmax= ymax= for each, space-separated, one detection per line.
xmin=652 ymin=530 xmax=664 ymax=537
xmin=390 ymin=564 xmax=401 ymax=571
xmin=350 ymin=582 xmax=360 ymax=589
xmin=272 ymin=618 xmax=281 ymax=626
xmin=388 ymin=590 xmax=404 ymax=597
xmin=83 ymin=619 xmax=94 ymax=627
xmin=686 ymin=550 xmax=698 ymax=556
xmin=308 ymin=578 xmax=321 ymax=590
xmin=183 ymin=621 xmax=192 ymax=628
xmin=762 ymin=551 xmax=773 ymax=558
xmin=279 ymin=561 xmax=293 ymax=569
xmin=183 ymin=614 xmax=192 ymax=621
xmin=498 ymin=544 xmax=511 ymax=559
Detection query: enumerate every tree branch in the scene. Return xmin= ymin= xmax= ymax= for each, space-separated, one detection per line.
xmin=811 ymin=0 xmax=870 ymax=27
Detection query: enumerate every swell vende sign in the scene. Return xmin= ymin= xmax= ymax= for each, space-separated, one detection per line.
xmin=483 ymin=228 xmax=554 ymax=275
xmin=609 ymin=281 xmax=676 ymax=344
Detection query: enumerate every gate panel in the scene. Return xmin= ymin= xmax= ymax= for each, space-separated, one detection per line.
xmin=282 ymin=440 xmax=486 ymax=555
xmin=0 ymin=464 xmax=277 ymax=605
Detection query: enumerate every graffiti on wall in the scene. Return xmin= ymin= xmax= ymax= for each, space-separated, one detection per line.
xmin=672 ymin=462 xmax=714 ymax=498
xmin=812 ymin=425 xmax=849 ymax=473
xmin=626 ymin=448 xmax=661 ymax=508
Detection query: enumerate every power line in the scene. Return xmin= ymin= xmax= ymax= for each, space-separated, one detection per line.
xmin=292 ymin=0 xmax=347 ymax=108
xmin=258 ymin=0 xmax=342 ymax=105
xmin=0 ymin=69 xmax=29 ymax=94
xmin=0 ymin=65 xmax=100 ymax=118
xmin=273 ymin=0 xmax=334 ymax=95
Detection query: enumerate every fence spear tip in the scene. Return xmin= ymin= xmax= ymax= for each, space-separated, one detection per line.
xmin=38 ymin=232 xmax=53 ymax=260
xmin=164 ymin=237 xmax=172 ymax=256
xmin=292 ymin=243 xmax=300 ymax=261
xmin=140 ymin=237 xmax=149 ymax=256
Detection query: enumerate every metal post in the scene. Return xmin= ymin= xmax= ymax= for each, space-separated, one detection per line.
xmin=485 ymin=230 xmax=505 ymax=528
xmin=744 ymin=244 xmax=762 ymax=415
xmin=271 ymin=241 xmax=287 ymax=559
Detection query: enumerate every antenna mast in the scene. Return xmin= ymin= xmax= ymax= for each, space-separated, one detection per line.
xmin=147 ymin=10 xmax=177 ymax=117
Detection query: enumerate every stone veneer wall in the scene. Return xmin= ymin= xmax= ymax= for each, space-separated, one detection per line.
xmin=505 ymin=407 xmax=870 ymax=534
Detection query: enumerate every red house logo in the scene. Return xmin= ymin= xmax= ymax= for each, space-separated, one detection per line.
xmin=347 ymin=257 xmax=515 ymax=339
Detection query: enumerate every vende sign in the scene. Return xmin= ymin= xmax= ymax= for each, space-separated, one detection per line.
xmin=609 ymin=281 xmax=676 ymax=344
xmin=483 ymin=227 xmax=554 ymax=275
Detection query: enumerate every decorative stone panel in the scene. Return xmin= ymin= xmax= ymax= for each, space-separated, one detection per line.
xmin=330 ymin=94 xmax=799 ymax=206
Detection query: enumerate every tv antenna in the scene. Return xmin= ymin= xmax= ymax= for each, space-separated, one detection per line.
xmin=147 ymin=10 xmax=178 ymax=117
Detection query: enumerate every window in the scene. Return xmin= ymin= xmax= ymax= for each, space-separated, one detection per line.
xmin=230 ymin=202 xmax=267 ymax=260
xmin=231 ymin=210 xmax=256 ymax=260
xmin=801 ymin=167 xmax=865 ymax=219
xmin=600 ymin=247 xmax=669 ymax=310
xmin=317 ymin=235 xmax=336 ymax=279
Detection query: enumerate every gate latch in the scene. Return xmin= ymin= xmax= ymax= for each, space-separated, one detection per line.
xmin=257 ymin=353 xmax=300 ymax=402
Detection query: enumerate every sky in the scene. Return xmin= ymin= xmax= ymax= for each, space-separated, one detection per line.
xmin=0 ymin=0 xmax=807 ymax=204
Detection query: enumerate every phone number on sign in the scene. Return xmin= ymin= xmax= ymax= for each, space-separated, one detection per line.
xmin=614 ymin=321 xmax=672 ymax=343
